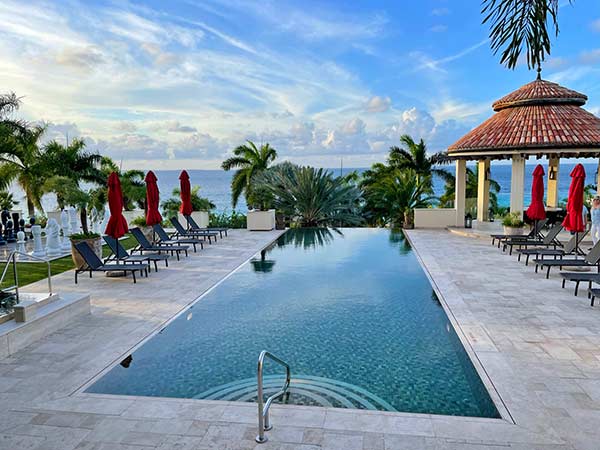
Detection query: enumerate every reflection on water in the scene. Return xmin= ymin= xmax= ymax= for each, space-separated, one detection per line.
xmin=388 ymin=229 xmax=411 ymax=254
xmin=278 ymin=228 xmax=341 ymax=250
xmin=250 ymin=249 xmax=276 ymax=273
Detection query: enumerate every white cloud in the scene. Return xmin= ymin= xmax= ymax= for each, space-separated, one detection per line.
xmin=365 ymin=96 xmax=391 ymax=113
xmin=431 ymin=8 xmax=450 ymax=16
xmin=592 ymin=19 xmax=600 ymax=32
xmin=429 ymin=25 xmax=448 ymax=33
xmin=167 ymin=121 xmax=198 ymax=133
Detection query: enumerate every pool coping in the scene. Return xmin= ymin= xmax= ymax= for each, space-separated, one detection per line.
xmin=69 ymin=227 xmax=515 ymax=433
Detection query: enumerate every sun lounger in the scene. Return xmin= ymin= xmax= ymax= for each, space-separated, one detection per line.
xmin=588 ymin=288 xmax=600 ymax=306
xmin=130 ymin=227 xmax=189 ymax=261
xmin=153 ymin=224 xmax=203 ymax=252
xmin=534 ymin=240 xmax=600 ymax=279
xmin=490 ymin=219 xmax=547 ymax=247
xmin=74 ymin=241 xmax=148 ymax=284
xmin=516 ymin=231 xmax=587 ymax=265
xmin=104 ymin=235 xmax=169 ymax=272
xmin=503 ymin=223 xmax=562 ymax=255
xmin=185 ymin=214 xmax=228 ymax=238
xmin=169 ymin=217 xmax=218 ymax=243
xmin=560 ymin=272 xmax=600 ymax=296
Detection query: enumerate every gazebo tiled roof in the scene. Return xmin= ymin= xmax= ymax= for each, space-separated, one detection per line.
xmin=448 ymin=78 xmax=600 ymax=159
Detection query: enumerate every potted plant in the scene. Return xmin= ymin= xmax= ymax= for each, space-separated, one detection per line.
xmin=130 ymin=215 xmax=154 ymax=242
xmin=247 ymin=185 xmax=276 ymax=231
xmin=502 ymin=212 xmax=525 ymax=235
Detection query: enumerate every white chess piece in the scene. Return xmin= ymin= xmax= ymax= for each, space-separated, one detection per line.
xmin=61 ymin=209 xmax=71 ymax=238
xmin=15 ymin=231 xmax=26 ymax=259
xmin=31 ymin=225 xmax=45 ymax=258
xmin=69 ymin=208 xmax=79 ymax=234
xmin=45 ymin=218 xmax=61 ymax=257
xmin=100 ymin=207 xmax=110 ymax=235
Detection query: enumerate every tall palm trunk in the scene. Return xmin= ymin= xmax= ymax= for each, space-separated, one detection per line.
xmin=26 ymin=197 xmax=34 ymax=218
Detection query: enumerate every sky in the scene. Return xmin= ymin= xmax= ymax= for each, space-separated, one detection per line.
xmin=1 ymin=0 xmax=599 ymax=169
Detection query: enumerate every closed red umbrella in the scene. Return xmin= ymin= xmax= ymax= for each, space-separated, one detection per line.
xmin=104 ymin=172 xmax=129 ymax=239
xmin=526 ymin=164 xmax=546 ymax=221
xmin=179 ymin=170 xmax=193 ymax=216
xmin=145 ymin=171 xmax=162 ymax=226
xmin=562 ymin=164 xmax=586 ymax=233
xmin=562 ymin=163 xmax=586 ymax=257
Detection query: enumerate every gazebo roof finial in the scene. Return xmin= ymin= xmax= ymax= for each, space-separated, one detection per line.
xmin=536 ymin=64 xmax=542 ymax=80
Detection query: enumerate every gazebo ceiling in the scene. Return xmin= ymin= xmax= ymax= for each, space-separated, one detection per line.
xmin=448 ymin=78 xmax=600 ymax=160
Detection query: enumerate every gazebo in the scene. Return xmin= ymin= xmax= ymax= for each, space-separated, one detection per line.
xmin=415 ymin=76 xmax=600 ymax=228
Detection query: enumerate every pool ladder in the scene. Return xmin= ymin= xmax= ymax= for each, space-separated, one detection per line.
xmin=256 ymin=350 xmax=291 ymax=443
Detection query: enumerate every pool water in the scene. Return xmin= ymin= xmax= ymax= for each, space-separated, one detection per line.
xmin=87 ymin=228 xmax=499 ymax=418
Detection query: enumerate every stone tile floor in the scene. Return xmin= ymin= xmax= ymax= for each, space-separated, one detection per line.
xmin=0 ymin=228 xmax=598 ymax=449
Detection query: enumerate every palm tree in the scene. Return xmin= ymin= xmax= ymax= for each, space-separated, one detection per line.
xmin=388 ymin=135 xmax=451 ymax=190
xmin=0 ymin=124 xmax=49 ymax=216
xmin=362 ymin=169 xmax=437 ymax=228
xmin=44 ymin=138 xmax=103 ymax=208
xmin=98 ymin=157 xmax=145 ymax=210
xmin=482 ymin=0 xmax=571 ymax=70
xmin=221 ymin=141 xmax=277 ymax=208
xmin=438 ymin=167 xmax=501 ymax=212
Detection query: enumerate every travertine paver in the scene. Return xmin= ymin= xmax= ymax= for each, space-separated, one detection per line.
xmin=0 ymin=228 xmax=599 ymax=449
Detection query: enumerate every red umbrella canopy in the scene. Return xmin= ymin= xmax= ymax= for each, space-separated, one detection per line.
xmin=104 ymin=172 xmax=129 ymax=238
xmin=526 ymin=164 xmax=546 ymax=221
xmin=562 ymin=163 xmax=586 ymax=233
xmin=179 ymin=170 xmax=193 ymax=216
xmin=145 ymin=171 xmax=162 ymax=226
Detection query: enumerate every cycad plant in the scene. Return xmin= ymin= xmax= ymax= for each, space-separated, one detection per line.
xmin=221 ymin=141 xmax=277 ymax=208
xmin=258 ymin=164 xmax=363 ymax=227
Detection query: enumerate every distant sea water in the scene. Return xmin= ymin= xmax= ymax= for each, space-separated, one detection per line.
xmin=12 ymin=162 xmax=600 ymax=215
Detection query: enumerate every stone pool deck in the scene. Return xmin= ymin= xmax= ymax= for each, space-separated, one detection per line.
xmin=0 ymin=228 xmax=599 ymax=449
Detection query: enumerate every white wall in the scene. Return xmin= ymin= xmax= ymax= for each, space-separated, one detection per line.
xmin=414 ymin=208 xmax=458 ymax=228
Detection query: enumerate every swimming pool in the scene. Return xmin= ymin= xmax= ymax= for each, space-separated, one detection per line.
xmin=87 ymin=228 xmax=499 ymax=418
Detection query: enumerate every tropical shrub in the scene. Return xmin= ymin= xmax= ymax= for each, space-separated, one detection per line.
xmin=209 ymin=210 xmax=246 ymax=229
xmin=502 ymin=212 xmax=525 ymax=228
xmin=257 ymin=163 xmax=363 ymax=227
xmin=130 ymin=216 xmax=148 ymax=227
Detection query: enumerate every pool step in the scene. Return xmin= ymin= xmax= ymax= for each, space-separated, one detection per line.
xmin=194 ymin=375 xmax=396 ymax=411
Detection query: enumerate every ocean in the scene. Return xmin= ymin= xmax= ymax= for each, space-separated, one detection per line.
xmin=11 ymin=162 xmax=600 ymax=215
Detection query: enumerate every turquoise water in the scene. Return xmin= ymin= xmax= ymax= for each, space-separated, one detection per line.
xmin=87 ymin=228 xmax=499 ymax=418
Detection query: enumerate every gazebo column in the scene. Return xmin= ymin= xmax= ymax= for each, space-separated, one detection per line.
xmin=477 ymin=159 xmax=490 ymax=222
xmin=510 ymin=155 xmax=526 ymax=217
xmin=455 ymin=159 xmax=467 ymax=227
xmin=547 ymin=156 xmax=560 ymax=208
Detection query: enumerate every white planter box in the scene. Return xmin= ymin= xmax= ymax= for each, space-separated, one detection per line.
xmin=122 ymin=210 xmax=145 ymax=227
xmin=503 ymin=226 xmax=525 ymax=235
xmin=247 ymin=209 xmax=275 ymax=231
xmin=178 ymin=211 xmax=209 ymax=228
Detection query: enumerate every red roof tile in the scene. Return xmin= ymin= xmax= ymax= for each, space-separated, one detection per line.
xmin=449 ymin=79 xmax=600 ymax=154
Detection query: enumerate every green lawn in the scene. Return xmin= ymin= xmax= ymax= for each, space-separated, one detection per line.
xmin=0 ymin=235 xmax=137 ymax=289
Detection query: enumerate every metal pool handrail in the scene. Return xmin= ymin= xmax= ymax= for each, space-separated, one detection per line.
xmin=0 ymin=251 xmax=53 ymax=300
xmin=256 ymin=350 xmax=291 ymax=443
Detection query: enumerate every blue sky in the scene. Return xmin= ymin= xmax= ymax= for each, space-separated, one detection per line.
xmin=1 ymin=0 xmax=599 ymax=168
